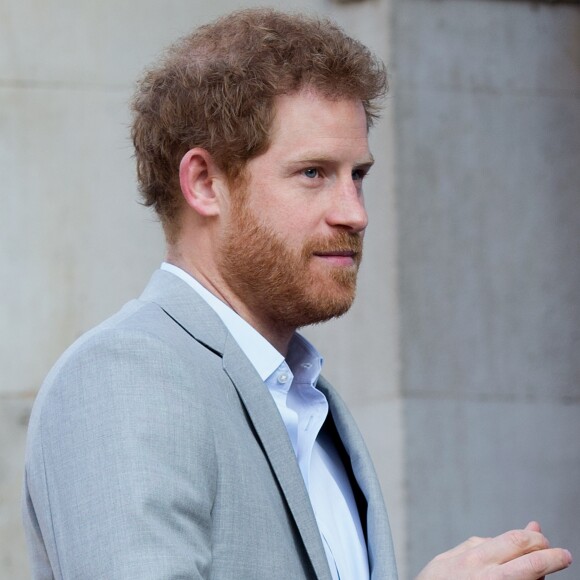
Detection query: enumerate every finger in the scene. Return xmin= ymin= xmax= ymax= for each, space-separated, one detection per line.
xmin=525 ymin=518 xmax=546 ymax=579
xmin=499 ymin=547 xmax=572 ymax=579
xmin=473 ymin=529 xmax=549 ymax=566
xmin=524 ymin=521 xmax=545 ymax=579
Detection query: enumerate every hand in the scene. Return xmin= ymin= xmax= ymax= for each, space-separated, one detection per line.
xmin=416 ymin=522 xmax=572 ymax=580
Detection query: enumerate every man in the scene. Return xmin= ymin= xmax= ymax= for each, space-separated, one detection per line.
xmin=23 ymin=8 xmax=572 ymax=580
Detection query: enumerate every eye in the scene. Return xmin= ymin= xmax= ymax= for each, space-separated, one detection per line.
xmin=303 ymin=167 xmax=319 ymax=179
xmin=352 ymin=167 xmax=369 ymax=181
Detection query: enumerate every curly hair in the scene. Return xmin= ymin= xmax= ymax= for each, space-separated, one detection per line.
xmin=131 ymin=8 xmax=387 ymax=241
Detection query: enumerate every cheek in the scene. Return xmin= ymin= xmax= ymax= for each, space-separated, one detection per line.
xmin=243 ymin=179 xmax=325 ymax=242
xmin=251 ymin=201 xmax=308 ymax=239
xmin=280 ymin=220 xmax=317 ymax=249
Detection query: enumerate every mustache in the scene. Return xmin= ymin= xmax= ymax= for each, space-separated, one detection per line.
xmin=302 ymin=231 xmax=363 ymax=256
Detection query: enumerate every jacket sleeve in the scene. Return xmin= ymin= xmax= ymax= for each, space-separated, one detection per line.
xmin=23 ymin=328 xmax=219 ymax=579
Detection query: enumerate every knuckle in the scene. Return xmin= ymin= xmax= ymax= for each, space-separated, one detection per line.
xmin=507 ymin=530 xmax=529 ymax=550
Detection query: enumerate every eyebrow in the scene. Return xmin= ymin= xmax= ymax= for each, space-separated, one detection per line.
xmin=356 ymin=156 xmax=375 ymax=169
xmin=289 ymin=155 xmax=375 ymax=168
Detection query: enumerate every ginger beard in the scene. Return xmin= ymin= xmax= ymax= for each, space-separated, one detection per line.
xmin=217 ymin=195 xmax=363 ymax=331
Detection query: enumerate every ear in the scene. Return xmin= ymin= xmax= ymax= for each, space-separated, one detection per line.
xmin=179 ymin=148 xmax=226 ymax=217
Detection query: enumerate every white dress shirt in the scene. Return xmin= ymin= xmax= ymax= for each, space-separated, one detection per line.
xmin=161 ymin=263 xmax=369 ymax=580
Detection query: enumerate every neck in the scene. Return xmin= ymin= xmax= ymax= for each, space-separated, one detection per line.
xmin=165 ymin=249 xmax=295 ymax=357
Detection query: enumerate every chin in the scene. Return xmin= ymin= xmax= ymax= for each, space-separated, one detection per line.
xmin=296 ymin=288 xmax=357 ymax=327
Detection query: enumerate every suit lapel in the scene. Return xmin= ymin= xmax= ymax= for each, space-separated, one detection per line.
xmin=141 ymin=270 xmax=333 ymax=580
xmin=221 ymin=335 xmax=333 ymax=580
xmin=317 ymin=377 xmax=398 ymax=580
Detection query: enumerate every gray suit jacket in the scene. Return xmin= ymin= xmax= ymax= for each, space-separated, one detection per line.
xmin=23 ymin=270 xmax=397 ymax=579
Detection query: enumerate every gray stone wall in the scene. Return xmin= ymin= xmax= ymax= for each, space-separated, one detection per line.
xmin=1 ymin=0 xmax=398 ymax=576
xmin=392 ymin=0 xmax=580 ymax=576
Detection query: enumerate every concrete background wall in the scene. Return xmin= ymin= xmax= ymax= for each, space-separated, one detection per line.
xmin=1 ymin=0 xmax=578 ymax=578
xmin=1 ymin=0 xmax=399 ymax=577
xmin=392 ymin=0 xmax=580 ymax=577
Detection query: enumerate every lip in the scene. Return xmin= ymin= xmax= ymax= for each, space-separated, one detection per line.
xmin=313 ymin=250 xmax=358 ymax=266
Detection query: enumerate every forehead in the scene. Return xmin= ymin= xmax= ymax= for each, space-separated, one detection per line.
xmin=266 ymin=90 xmax=370 ymax=161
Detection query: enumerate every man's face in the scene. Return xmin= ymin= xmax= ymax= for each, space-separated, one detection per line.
xmin=217 ymin=89 xmax=372 ymax=331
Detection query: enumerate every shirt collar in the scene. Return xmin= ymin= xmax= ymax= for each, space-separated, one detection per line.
xmin=286 ymin=333 xmax=323 ymax=385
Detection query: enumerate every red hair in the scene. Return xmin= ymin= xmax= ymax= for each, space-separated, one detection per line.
xmin=131 ymin=8 xmax=387 ymax=241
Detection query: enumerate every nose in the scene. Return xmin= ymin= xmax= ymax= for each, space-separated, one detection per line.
xmin=325 ymin=180 xmax=368 ymax=233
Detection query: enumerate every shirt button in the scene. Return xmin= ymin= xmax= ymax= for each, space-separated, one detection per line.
xmin=278 ymin=373 xmax=289 ymax=384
